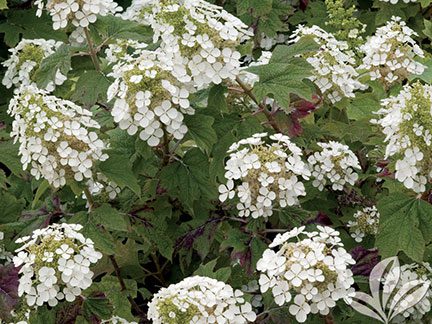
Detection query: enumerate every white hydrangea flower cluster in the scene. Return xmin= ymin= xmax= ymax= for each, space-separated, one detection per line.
xmin=107 ymin=50 xmax=195 ymax=146
xmin=290 ymin=25 xmax=367 ymax=103
xmin=2 ymin=39 xmax=66 ymax=91
xmin=148 ymin=275 xmax=256 ymax=324
xmin=0 ymin=231 xmax=13 ymax=264
xmin=373 ymin=82 xmax=432 ymax=193
xmin=347 ymin=206 xmax=380 ymax=243
xmin=13 ymin=223 xmax=103 ymax=307
xmin=385 ymin=262 xmax=432 ymax=323
xmin=8 ymin=86 xmax=108 ymax=188
xmin=257 ymin=226 xmax=356 ymax=323
xmin=219 ymin=133 xmax=311 ymax=219
xmin=123 ymin=0 xmax=252 ymax=89
xmin=34 ymin=0 xmax=122 ymax=30
xmin=308 ymin=141 xmax=361 ymax=191
xmin=359 ymin=16 xmax=425 ymax=87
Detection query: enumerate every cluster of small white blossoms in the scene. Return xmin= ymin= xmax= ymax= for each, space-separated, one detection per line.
xmin=2 ymin=39 xmax=66 ymax=91
xmin=8 ymin=86 xmax=108 ymax=188
xmin=13 ymin=223 xmax=103 ymax=307
xmin=347 ymin=206 xmax=380 ymax=243
xmin=123 ymin=0 xmax=252 ymax=89
xmin=34 ymin=0 xmax=121 ymax=30
xmin=359 ymin=16 xmax=425 ymax=87
xmin=308 ymin=141 xmax=361 ymax=191
xmin=107 ymin=50 xmax=195 ymax=146
xmin=373 ymin=82 xmax=432 ymax=192
xmin=219 ymin=133 xmax=311 ymax=219
xmin=0 ymin=231 xmax=13 ymax=264
xmin=87 ymin=173 xmax=121 ymax=200
xmin=148 ymin=275 xmax=256 ymax=324
xmin=385 ymin=262 xmax=432 ymax=322
xmin=289 ymin=25 xmax=367 ymax=103
xmin=256 ymin=226 xmax=356 ymax=323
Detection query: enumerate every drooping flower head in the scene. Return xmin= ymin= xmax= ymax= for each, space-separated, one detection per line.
xmin=219 ymin=133 xmax=311 ymax=219
xmin=123 ymin=0 xmax=252 ymax=89
xmin=373 ymin=82 xmax=432 ymax=192
xmin=34 ymin=0 xmax=122 ymax=30
xmin=257 ymin=226 xmax=356 ymax=323
xmin=2 ymin=38 xmax=66 ymax=91
xmin=359 ymin=16 xmax=425 ymax=88
xmin=289 ymin=25 xmax=367 ymax=103
xmin=107 ymin=50 xmax=194 ymax=147
xmin=347 ymin=206 xmax=380 ymax=243
xmin=147 ymin=275 xmax=256 ymax=323
xmin=8 ymin=86 xmax=108 ymax=188
xmin=13 ymin=223 xmax=103 ymax=307
xmin=308 ymin=141 xmax=361 ymax=191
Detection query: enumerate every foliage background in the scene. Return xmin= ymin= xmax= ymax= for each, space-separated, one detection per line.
xmin=1 ymin=0 xmax=432 ymax=323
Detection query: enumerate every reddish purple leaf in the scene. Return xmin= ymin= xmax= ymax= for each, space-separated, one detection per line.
xmin=0 ymin=264 xmax=19 ymax=320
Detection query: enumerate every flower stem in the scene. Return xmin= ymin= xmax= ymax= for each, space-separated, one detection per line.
xmin=109 ymin=255 xmax=148 ymax=320
xmin=235 ymin=76 xmax=283 ymax=133
xmin=83 ymin=27 xmax=101 ymax=72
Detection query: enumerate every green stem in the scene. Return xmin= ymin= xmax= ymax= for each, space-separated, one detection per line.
xmin=83 ymin=27 xmax=101 ymax=72
xmin=235 ymin=76 xmax=283 ymax=133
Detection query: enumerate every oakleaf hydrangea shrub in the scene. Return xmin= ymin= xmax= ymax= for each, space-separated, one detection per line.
xmin=13 ymin=223 xmax=102 ymax=307
xmin=219 ymin=133 xmax=311 ymax=219
xmin=2 ymin=0 xmax=432 ymax=322
xmin=257 ymin=226 xmax=355 ymax=323
xmin=2 ymin=39 xmax=66 ymax=91
xmin=148 ymin=276 xmax=256 ymax=323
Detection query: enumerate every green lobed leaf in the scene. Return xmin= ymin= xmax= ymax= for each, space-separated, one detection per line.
xmin=91 ymin=203 xmax=129 ymax=232
xmin=193 ymin=259 xmax=232 ymax=282
xmin=98 ymin=152 xmax=141 ymax=196
xmin=376 ymin=193 xmax=432 ymax=262
xmin=71 ymin=70 xmax=111 ymax=106
xmin=184 ymin=114 xmax=217 ymax=154
xmin=34 ymin=44 xmax=72 ymax=89
xmin=0 ymin=10 xmax=67 ymax=47
xmin=0 ymin=141 xmax=23 ymax=176
xmin=247 ymin=40 xmax=317 ymax=107
xmin=160 ymin=148 xmax=217 ymax=209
